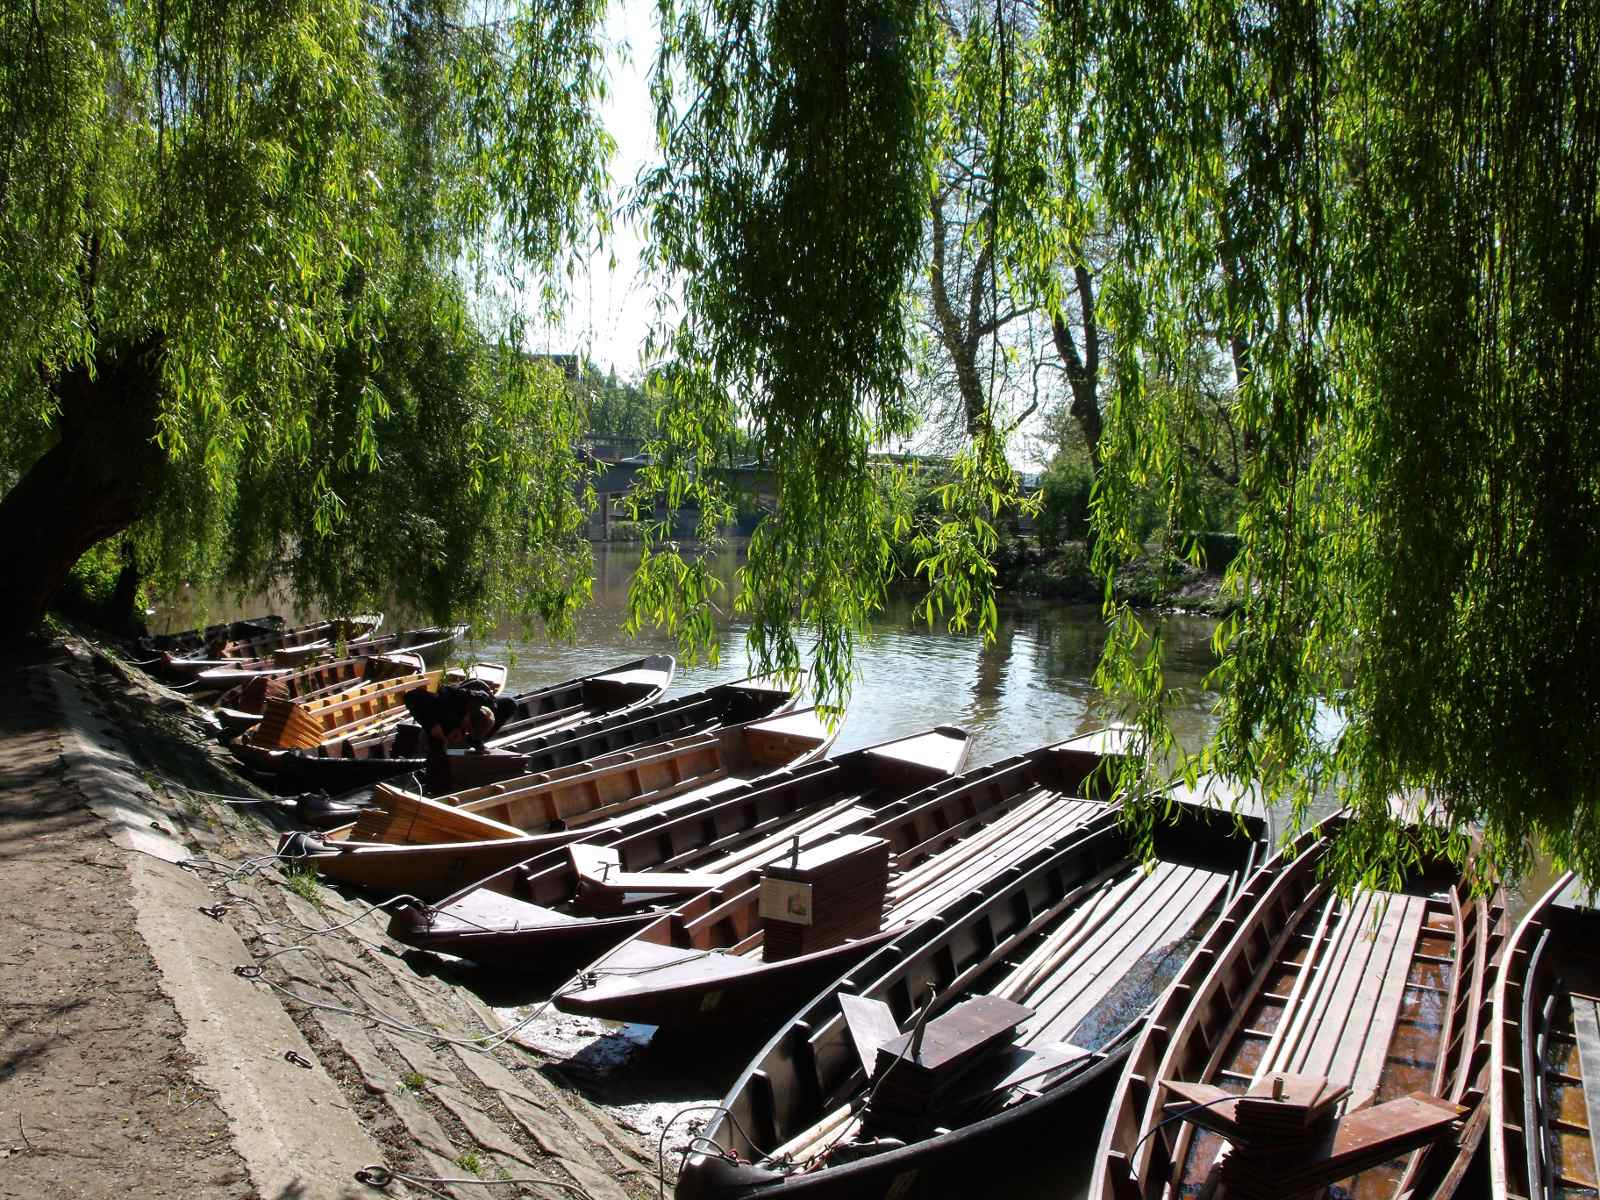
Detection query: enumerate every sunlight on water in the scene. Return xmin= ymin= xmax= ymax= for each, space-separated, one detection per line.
xmin=469 ymin=541 xmax=1225 ymax=765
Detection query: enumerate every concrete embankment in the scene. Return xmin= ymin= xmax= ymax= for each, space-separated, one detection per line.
xmin=0 ymin=636 xmax=656 ymax=1199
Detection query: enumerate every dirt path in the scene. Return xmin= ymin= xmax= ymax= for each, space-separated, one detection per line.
xmin=0 ymin=653 xmax=251 ymax=1199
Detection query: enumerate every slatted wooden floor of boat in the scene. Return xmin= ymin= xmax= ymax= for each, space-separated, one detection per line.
xmin=996 ymin=858 xmax=1233 ymax=1049
xmin=885 ymin=788 xmax=1106 ymax=927
xmin=750 ymin=838 xmax=1241 ymax=1165
xmin=1536 ymin=990 xmax=1600 ymax=1197
xmin=1177 ymin=888 xmax=1459 ymax=1199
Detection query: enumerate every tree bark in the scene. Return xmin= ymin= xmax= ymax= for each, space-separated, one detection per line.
xmin=1051 ymin=264 xmax=1102 ymax=476
xmin=0 ymin=335 xmax=167 ymax=636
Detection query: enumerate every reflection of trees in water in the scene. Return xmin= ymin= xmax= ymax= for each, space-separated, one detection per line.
xmin=973 ymin=614 xmax=1016 ymax=704
xmin=1029 ymin=605 xmax=1110 ymax=682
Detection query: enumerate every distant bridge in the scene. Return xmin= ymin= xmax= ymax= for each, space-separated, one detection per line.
xmin=573 ymin=434 xmax=1038 ymax=535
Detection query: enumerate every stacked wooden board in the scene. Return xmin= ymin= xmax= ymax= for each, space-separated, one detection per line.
xmin=215 ymin=652 xmax=425 ymax=732
xmin=250 ymin=668 xmax=449 ymax=750
xmin=865 ymin=995 xmax=1033 ymax=1138
xmin=1161 ymin=1077 xmax=1464 ymax=1200
xmin=759 ymin=835 xmax=891 ymax=962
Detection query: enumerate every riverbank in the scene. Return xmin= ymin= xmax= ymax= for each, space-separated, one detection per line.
xmin=0 ymin=630 xmax=657 ymax=1199
xmin=998 ymin=540 xmax=1235 ymax=617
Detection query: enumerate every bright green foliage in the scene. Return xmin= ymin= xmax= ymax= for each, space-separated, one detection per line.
xmin=225 ymin=272 xmax=595 ymax=631
xmin=0 ymin=1 xmax=610 ymax=627
xmin=627 ymin=0 xmax=943 ymax=713
xmin=1078 ymin=0 xmax=1600 ymax=885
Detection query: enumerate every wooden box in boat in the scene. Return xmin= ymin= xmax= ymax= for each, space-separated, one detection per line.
xmin=293 ymin=706 xmax=841 ymax=899
xmin=554 ymin=729 xmax=1139 ymax=1031
xmin=1091 ymin=817 xmax=1503 ymax=1200
xmin=1491 ymin=873 xmax=1600 ymax=1200
xmin=243 ymin=654 xmax=675 ymax=788
xmin=384 ymin=727 xmax=974 ymax=966
xmin=295 ymin=675 xmax=811 ymax=829
xmin=674 ymin=779 xmax=1265 ymax=1200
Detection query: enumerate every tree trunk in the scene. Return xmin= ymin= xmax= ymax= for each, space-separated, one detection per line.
xmin=0 ymin=335 xmax=167 ymax=637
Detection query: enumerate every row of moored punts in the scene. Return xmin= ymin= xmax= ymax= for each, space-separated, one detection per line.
xmin=134 ymin=611 xmax=1600 ymax=1200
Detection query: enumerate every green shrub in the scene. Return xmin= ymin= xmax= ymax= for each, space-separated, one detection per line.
xmin=1036 ymin=458 xmax=1095 ymax=550
xmin=56 ymin=538 xmax=143 ymax=629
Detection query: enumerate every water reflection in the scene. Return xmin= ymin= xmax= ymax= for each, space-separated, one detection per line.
xmin=470 ymin=542 xmax=1223 ymax=765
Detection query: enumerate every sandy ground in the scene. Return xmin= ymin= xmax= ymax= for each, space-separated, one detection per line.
xmin=0 ymin=648 xmax=252 ymax=1199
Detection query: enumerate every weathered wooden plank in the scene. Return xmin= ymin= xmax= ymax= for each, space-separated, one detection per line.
xmin=1348 ymin=893 xmax=1429 ymax=1101
xmin=839 ymin=994 xmax=901 ymax=1076
xmin=1569 ymin=995 xmax=1600 ymax=1177
xmin=1035 ymin=866 xmax=1232 ymax=1045
xmin=1022 ymin=863 xmax=1198 ymax=1021
xmin=1294 ymin=891 xmax=1394 ymax=1079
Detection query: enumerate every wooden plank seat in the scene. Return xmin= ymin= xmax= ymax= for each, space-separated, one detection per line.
xmin=1091 ymin=816 xmax=1496 ymax=1200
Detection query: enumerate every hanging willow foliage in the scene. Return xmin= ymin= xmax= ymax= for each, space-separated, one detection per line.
xmin=1078 ymin=0 xmax=1600 ymax=885
xmin=630 ymin=0 xmax=942 ymax=713
xmin=0 ymin=1 xmax=610 ymax=632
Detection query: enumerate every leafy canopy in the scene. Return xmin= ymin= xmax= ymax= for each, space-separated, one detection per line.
xmin=1076 ymin=0 xmax=1600 ymax=886
xmin=0 ymin=0 xmax=611 ymax=627
xmin=626 ymin=0 xmax=1600 ymax=886
xmin=6 ymin=0 xmax=1598 ymax=885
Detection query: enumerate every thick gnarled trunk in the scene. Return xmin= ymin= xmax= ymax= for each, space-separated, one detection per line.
xmin=0 ymin=336 xmax=166 ymax=636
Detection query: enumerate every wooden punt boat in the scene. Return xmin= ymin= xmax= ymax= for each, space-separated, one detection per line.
xmin=385 ymin=728 xmax=974 ymax=967
xmin=1490 ymin=872 xmax=1600 ymax=1200
xmin=230 ymin=662 xmax=506 ymax=772
xmin=213 ymin=652 xmax=428 ymax=735
xmin=1091 ymin=817 xmax=1502 ymax=1200
xmin=158 ymin=614 xmax=383 ymax=679
xmin=242 ymin=654 xmax=676 ymax=788
xmin=289 ymin=705 xmax=839 ymax=898
xmin=135 ymin=614 xmax=283 ymax=658
xmin=199 ymin=624 xmax=467 ymax=697
xmin=674 ymin=777 xmax=1265 ymax=1200
xmin=296 ymin=675 xmax=809 ymax=829
xmin=555 ymin=730 xmax=1137 ymax=1032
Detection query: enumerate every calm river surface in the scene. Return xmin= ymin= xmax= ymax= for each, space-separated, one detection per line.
xmin=150 ymin=539 xmax=1225 ymax=760
xmin=474 ymin=540 xmax=1224 ymax=764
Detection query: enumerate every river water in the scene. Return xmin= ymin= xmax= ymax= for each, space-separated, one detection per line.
xmin=149 ymin=539 xmax=1225 ymax=758
xmin=474 ymin=541 xmax=1224 ymax=763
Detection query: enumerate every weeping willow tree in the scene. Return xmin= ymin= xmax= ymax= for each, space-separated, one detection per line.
xmin=1065 ymin=0 xmax=1600 ymax=885
xmin=627 ymin=0 xmax=1599 ymax=884
xmin=7 ymin=0 xmax=1596 ymax=882
xmin=625 ymin=0 xmax=943 ymax=714
xmin=0 ymin=1 xmax=608 ymax=633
